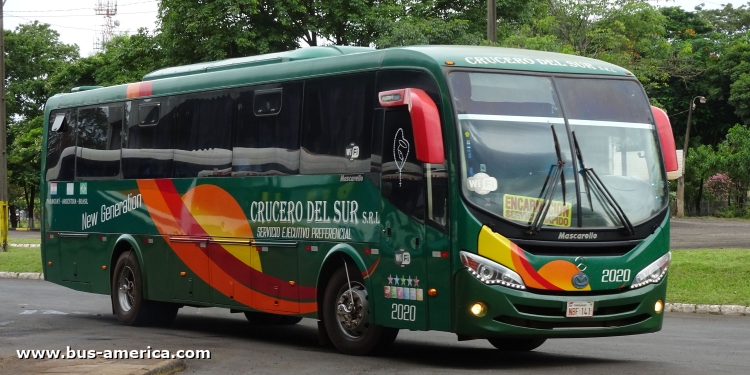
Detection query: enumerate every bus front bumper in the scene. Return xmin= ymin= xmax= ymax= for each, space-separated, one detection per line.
xmin=453 ymin=270 xmax=668 ymax=339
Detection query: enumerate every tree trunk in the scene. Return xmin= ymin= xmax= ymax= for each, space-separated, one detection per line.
xmin=9 ymin=204 xmax=17 ymax=228
xmin=696 ymin=178 xmax=703 ymax=215
xmin=27 ymin=186 xmax=36 ymax=229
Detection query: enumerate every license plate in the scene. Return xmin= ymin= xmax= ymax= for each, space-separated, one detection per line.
xmin=566 ymin=301 xmax=594 ymax=317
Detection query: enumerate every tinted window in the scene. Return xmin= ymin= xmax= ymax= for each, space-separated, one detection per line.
xmin=381 ymin=108 xmax=424 ymax=221
xmin=173 ymin=92 xmax=234 ymax=178
xmin=449 ymin=72 xmax=561 ymax=117
xmin=234 ymin=83 xmax=301 ymax=175
xmin=76 ymin=105 xmax=123 ymax=179
xmin=123 ymin=99 xmax=175 ymax=179
xmin=301 ymin=73 xmax=375 ymax=174
xmin=45 ymin=110 xmax=76 ymax=181
xmin=554 ymin=78 xmax=651 ymax=123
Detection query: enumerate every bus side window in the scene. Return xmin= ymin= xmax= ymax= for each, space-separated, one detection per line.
xmin=123 ymin=99 xmax=175 ymax=179
xmin=300 ymin=73 xmax=375 ymax=174
xmin=45 ymin=109 xmax=76 ymax=182
xmin=76 ymin=105 xmax=123 ymax=179
xmin=233 ymin=83 xmax=302 ymax=176
xmin=173 ymin=92 xmax=233 ymax=178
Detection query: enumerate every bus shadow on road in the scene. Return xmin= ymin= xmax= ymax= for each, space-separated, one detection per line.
xmin=65 ymin=311 xmax=635 ymax=369
xmin=383 ymin=341 xmax=630 ymax=370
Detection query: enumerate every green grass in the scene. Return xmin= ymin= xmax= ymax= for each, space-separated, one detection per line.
xmin=7 ymin=238 xmax=41 ymax=245
xmin=668 ymin=249 xmax=750 ymax=306
xmin=0 ymin=246 xmax=42 ymax=273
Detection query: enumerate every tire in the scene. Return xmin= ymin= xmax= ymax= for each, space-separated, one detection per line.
xmin=244 ymin=311 xmax=302 ymax=325
xmin=323 ymin=266 xmax=399 ymax=355
xmin=112 ymin=250 xmax=179 ymax=326
xmin=487 ymin=338 xmax=547 ymax=351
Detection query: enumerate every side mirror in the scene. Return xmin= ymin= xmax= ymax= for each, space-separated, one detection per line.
xmin=651 ymin=106 xmax=678 ymax=173
xmin=378 ymin=88 xmax=445 ymax=164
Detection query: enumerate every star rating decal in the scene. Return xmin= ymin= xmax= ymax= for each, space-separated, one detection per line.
xmin=388 ymin=275 xmax=421 ymax=286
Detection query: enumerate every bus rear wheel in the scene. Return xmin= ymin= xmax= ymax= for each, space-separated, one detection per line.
xmin=112 ymin=250 xmax=178 ymax=326
xmin=323 ymin=266 xmax=398 ymax=355
xmin=487 ymin=338 xmax=546 ymax=351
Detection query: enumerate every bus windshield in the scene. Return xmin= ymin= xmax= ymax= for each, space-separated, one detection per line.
xmin=449 ymin=72 xmax=667 ymax=229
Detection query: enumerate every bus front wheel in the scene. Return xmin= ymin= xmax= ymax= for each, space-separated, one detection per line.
xmin=112 ymin=250 xmax=178 ymax=326
xmin=487 ymin=338 xmax=546 ymax=351
xmin=323 ymin=266 xmax=398 ymax=355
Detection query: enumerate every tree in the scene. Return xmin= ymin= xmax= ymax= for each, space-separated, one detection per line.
xmin=683 ymin=144 xmax=717 ymax=215
xmin=715 ymin=124 xmax=750 ymax=211
xmin=4 ymin=22 xmax=79 ymax=228
xmin=4 ymin=22 xmax=78 ymax=120
xmin=157 ymin=0 xmax=299 ymax=65
xmin=8 ymin=117 xmax=42 ymax=229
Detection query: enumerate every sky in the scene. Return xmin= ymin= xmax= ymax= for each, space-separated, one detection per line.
xmin=2 ymin=0 xmax=746 ymax=58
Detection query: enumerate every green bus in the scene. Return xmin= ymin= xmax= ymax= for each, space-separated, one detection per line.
xmin=41 ymin=45 xmax=678 ymax=355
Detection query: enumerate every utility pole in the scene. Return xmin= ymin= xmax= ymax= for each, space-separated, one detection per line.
xmin=487 ymin=0 xmax=497 ymax=43
xmin=0 ymin=0 xmax=8 ymax=252
xmin=676 ymin=96 xmax=706 ymax=218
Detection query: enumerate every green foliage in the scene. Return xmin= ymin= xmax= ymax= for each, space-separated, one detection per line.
xmin=4 ymin=22 xmax=78 ymax=121
xmin=715 ymin=124 xmax=750 ymax=208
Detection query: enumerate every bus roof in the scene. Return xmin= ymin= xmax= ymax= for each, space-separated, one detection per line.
xmin=47 ymin=46 xmax=631 ymax=111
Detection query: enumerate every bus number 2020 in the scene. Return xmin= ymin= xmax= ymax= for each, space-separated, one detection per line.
xmin=391 ymin=304 xmax=416 ymax=321
xmin=601 ymin=269 xmax=631 ymax=283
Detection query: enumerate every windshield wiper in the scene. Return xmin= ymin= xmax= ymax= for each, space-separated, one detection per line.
xmin=571 ymin=131 xmax=635 ymax=235
xmin=527 ymin=125 xmax=566 ymax=235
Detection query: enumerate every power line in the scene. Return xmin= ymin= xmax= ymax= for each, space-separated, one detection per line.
xmin=8 ymin=11 xmax=156 ymax=18
xmin=5 ymin=0 xmax=157 ymax=13
xmin=5 ymin=15 xmax=99 ymax=31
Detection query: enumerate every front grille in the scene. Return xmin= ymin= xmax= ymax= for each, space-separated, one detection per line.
xmin=516 ymin=242 xmax=637 ymax=256
xmin=514 ymin=302 xmax=640 ymax=317
xmin=494 ymin=314 xmax=650 ymax=329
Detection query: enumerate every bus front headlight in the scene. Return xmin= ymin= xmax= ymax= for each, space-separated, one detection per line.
xmin=630 ymin=252 xmax=671 ymax=289
xmin=460 ymin=251 xmax=526 ymax=290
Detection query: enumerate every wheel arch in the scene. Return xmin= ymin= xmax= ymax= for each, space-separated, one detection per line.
xmin=316 ymin=244 xmax=371 ymax=319
xmin=109 ymin=235 xmax=149 ymax=299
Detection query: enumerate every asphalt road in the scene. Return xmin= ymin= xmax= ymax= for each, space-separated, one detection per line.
xmin=1 ymin=279 xmax=748 ymax=374
xmin=670 ymin=217 xmax=750 ymax=249
xmin=7 ymin=230 xmax=41 ymax=240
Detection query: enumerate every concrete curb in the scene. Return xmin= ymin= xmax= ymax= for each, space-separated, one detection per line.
xmin=1 ymin=273 xmax=747 ymax=318
xmin=0 ymin=272 xmax=44 ymax=280
xmin=144 ymin=358 xmax=186 ymax=375
xmin=665 ymin=302 xmax=750 ymax=316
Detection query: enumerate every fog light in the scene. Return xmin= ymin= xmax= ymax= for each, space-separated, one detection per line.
xmin=471 ymin=302 xmax=487 ymax=317
xmin=655 ymin=300 xmax=664 ymax=314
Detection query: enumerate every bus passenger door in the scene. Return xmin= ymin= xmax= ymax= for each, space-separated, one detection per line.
xmin=377 ymin=108 xmax=428 ymax=330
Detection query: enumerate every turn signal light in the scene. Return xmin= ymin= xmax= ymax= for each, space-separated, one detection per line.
xmin=428 ymin=288 xmax=437 ymax=297
xmin=471 ymin=302 xmax=487 ymax=317
xmin=102 ymin=265 xmax=107 ymax=270
xmin=180 ymin=272 xmax=186 ymax=277
xmin=48 ymin=262 xmax=53 ymax=266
